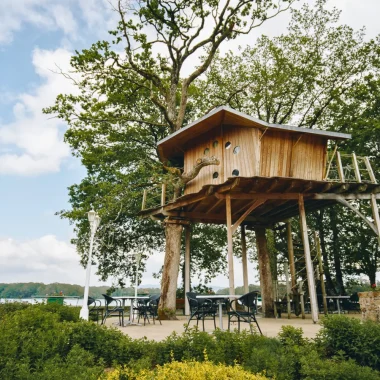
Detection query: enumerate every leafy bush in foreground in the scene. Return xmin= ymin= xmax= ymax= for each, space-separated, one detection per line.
xmin=317 ymin=314 xmax=380 ymax=370
xmin=0 ymin=304 xmax=379 ymax=379
xmin=103 ymin=359 xmax=267 ymax=380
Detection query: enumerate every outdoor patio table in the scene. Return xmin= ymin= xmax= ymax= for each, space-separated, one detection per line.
xmin=196 ymin=294 xmax=240 ymax=330
xmin=113 ymin=296 xmax=150 ymax=326
xmin=325 ymin=295 xmax=350 ymax=314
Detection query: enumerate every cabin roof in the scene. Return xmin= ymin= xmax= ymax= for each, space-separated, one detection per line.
xmin=157 ymin=106 xmax=351 ymax=162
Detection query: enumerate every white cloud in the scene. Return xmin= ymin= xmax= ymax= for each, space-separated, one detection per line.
xmin=0 ymin=0 xmax=75 ymax=45
xmin=0 ymin=47 xmax=77 ymax=175
xmin=0 ymin=235 xmax=103 ymax=285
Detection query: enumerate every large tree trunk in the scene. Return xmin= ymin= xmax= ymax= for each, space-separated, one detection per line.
xmin=158 ymin=221 xmax=183 ymax=320
xmin=255 ymin=227 xmax=275 ymax=317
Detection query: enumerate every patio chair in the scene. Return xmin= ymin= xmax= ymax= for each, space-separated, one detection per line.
xmin=133 ymin=298 xmax=151 ymax=326
xmin=146 ymin=294 xmax=162 ymax=325
xmin=88 ymin=296 xmax=103 ymax=324
xmin=185 ymin=292 xmax=217 ymax=332
xmin=101 ymin=294 xmax=124 ymax=326
xmin=227 ymin=291 xmax=262 ymax=335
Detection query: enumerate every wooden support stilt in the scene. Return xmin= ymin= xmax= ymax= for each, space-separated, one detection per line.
xmin=298 ymin=194 xmax=319 ymax=323
xmin=314 ymin=231 xmax=328 ymax=315
xmin=336 ymin=152 xmax=345 ymax=183
xmin=284 ymin=262 xmax=291 ymax=319
xmin=299 ymin=287 xmax=306 ymax=320
xmin=226 ymin=195 xmax=235 ymax=295
xmin=142 ymin=189 xmax=147 ymax=210
xmin=184 ymin=226 xmax=191 ymax=316
xmin=286 ymin=222 xmax=296 ymax=291
xmin=364 ymin=157 xmax=377 ymax=184
xmin=161 ymin=184 xmax=166 ymax=206
xmin=241 ymin=225 xmax=249 ymax=294
xmin=273 ymin=280 xmax=278 ymax=318
xmin=352 ymin=153 xmax=361 ymax=183
xmin=371 ymin=194 xmax=380 ymax=245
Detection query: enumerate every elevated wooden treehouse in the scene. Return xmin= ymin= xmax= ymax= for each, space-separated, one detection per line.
xmin=140 ymin=106 xmax=380 ymax=323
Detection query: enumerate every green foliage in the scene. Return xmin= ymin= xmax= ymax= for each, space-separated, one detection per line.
xmin=278 ymin=326 xmax=306 ymax=347
xmin=317 ymin=315 xmax=380 ymax=370
xmin=0 ymin=306 xmax=379 ymax=379
xmin=300 ymin=350 xmax=380 ymax=380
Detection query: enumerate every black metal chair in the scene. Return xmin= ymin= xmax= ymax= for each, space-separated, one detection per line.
xmin=227 ymin=291 xmax=262 ymax=335
xmin=102 ymin=294 xmax=124 ymax=326
xmin=185 ymin=292 xmax=217 ymax=332
xmin=133 ymin=297 xmax=151 ymax=326
xmin=147 ymin=294 xmax=162 ymax=325
xmin=88 ymin=296 xmax=103 ymax=324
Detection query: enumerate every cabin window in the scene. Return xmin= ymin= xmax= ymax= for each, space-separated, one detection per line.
xmin=233 ymin=146 xmax=240 ymax=154
xmin=204 ymin=148 xmax=210 ymax=155
xmin=232 ymin=169 xmax=239 ymax=176
xmin=213 ymin=172 xmax=219 ymax=179
xmin=213 ymin=140 xmax=219 ymax=148
xmin=225 ymin=141 xmax=231 ymax=149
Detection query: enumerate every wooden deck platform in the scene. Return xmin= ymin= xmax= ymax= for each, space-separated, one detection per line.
xmin=139 ymin=176 xmax=380 ymax=228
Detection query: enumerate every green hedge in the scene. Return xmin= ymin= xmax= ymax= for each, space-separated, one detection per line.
xmin=0 ymin=304 xmax=379 ymax=379
xmin=317 ymin=315 xmax=380 ymax=370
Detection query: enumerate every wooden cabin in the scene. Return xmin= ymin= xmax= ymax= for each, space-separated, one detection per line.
xmin=157 ymin=106 xmax=350 ymax=195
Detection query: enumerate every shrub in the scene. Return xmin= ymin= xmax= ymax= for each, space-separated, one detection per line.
xmin=0 ymin=301 xmax=30 ymax=320
xmin=103 ymin=359 xmax=268 ymax=380
xmin=0 ymin=302 xmax=80 ymax=322
xmin=300 ymin=350 xmax=380 ymax=380
xmin=317 ymin=315 xmax=380 ymax=370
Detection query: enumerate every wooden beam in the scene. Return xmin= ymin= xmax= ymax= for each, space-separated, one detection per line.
xmin=364 ymin=157 xmax=377 ymax=184
xmin=161 ymin=183 xmax=166 ymax=206
xmin=241 ymin=226 xmax=249 ymax=294
xmin=336 ymin=199 xmax=379 ymax=236
xmin=298 ymin=194 xmax=319 ymax=324
xmin=141 ymin=189 xmax=147 ymax=210
xmin=286 ymin=222 xmax=296 ymax=292
xmin=184 ymin=226 xmax=191 ymax=316
xmin=205 ymin=198 xmax=223 ymax=213
xmin=314 ymin=231 xmax=328 ymax=316
xmin=284 ymin=262 xmax=291 ymax=319
xmin=165 ymin=211 xmax=226 ymax=221
xmin=352 ymin=153 xmax=361 ymax=183
xmin=226 ymin=195 xmax=235 ymax=295
xmin=165 ymin=193 xmax=209 ymax=211
xmin=232 ymin=200 xmax=266 ymax=233
xmin=336 ymin=151 xmax=345 ymax=182
xmin=324 ymin=144 xmax=338 ymax=180
xmin=371 ymin=194 xmax=380 ymax=240
xmin=234 ymin=199 xmax=256 ymax=215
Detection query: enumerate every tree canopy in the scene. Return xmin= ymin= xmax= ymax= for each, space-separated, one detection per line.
xmin=45 ymin=0 xmax=380 ymax=291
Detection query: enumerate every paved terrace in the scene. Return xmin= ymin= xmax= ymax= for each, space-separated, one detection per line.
xmin=104 ymin=314 xmax=361 ymax=341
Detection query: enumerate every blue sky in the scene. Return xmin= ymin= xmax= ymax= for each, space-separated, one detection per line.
xmin=0 ymin=0 xmax=379 ymax=288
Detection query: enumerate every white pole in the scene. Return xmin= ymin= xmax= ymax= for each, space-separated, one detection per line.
xmin=80 ymin=212 xmax=100 ymax=321
xmin=135 ymin=253 xmax=141 ymax=298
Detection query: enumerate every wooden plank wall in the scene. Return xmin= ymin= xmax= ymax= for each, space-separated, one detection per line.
xmin=260 ymin=131 xmax=327 ymax=180
xmin=223 ymin=125 xmax=260 ymax=181
xmin=184 ymin=126 xmax=328 ymax=195
xmin=184 ymin=128 xmax=223 ymax=194
xmin=290 ymin=135 xmax=327 ymax=180
xmin=260 ymin=131 xmax=293 ymax=177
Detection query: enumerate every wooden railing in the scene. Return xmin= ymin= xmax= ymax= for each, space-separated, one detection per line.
xmin=325 ymin=150 xmax=377 ymax=184
xmin=141 ymin=183 xmax=174 ymax=211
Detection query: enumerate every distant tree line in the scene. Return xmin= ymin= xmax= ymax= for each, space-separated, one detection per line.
xmin=0 ymin=283 xmax=160 ymax=299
